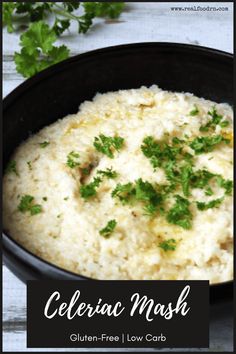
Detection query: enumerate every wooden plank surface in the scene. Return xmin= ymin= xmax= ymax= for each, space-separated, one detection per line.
xmin=3 ymin=2 xmax=234 ymax=352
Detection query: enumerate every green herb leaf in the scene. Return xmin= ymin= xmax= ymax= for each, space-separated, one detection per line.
xmin=189 ymin=135 xmax=229 ymax=154
xmin=141 ymin=136 xmax=182 ymax=170
xmin=216 ymin=176 xmax=233 ymax=196
xmin=14 ymin=21 xmax=70 ymax=78
xmin=112 ymin=179 xmax=163 ymax=214
xmin=99 ymin=219 xmax=117 ymax=238
xmin=18 ymin=194 xmax=42 ymax=215
xmin=83 ymin=2 xmax=125 ymax=19
xmin=52 ymin=18 xmax=70 ymax=35
xmin=39 ymin=141 xmax=50 ymax=148
xmin=6 ymin=3 xmax=125 ymax=78
xmin=66 ymin=151 xmax=80 ymax=168
xmin=80 ymin=177 xmax=102 ymax=199
xmin=159 ymin=238 xmax=177 ymax=251
xmin=27 ymin=161 xmax=32 ymax=170
xmin=200 ymin=107 xmax=229 ymax=132
xmin=196 ymin=197 xmax=224 ymax=210
xmin=205 ymin=187 xmax=214 ymax=196
xmin=94 ymin=134 xmax=124 ymax=158
xmin=97 ymin=167 xmax=118 ymax=179
xmin=63 ymin=2 xmax=81 ymax=12
xmin=6 ymin=160 xmax=18 ymax=176
xmin=3 ymin=2 xmax=17 ymax=33
xmin=135 ymin=178 xmax=163 ymax=213
xmin=167 ymin=195 xmax=192 ymax=229
xmin=189 ymin=105 xmax=199 ymax=116
xmin=30 ymin=204 xmax=43 ymax=215
xmin=190 ymin=169 xmax=216 ymax=189
xmin=179 ymin=164 xmax=193 ymax=197
xmin=112 ymin=182 xmax=134 ymax=204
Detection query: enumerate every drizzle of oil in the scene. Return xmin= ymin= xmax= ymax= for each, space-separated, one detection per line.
xmin=222 ymin=131 xmax=233 ymax=147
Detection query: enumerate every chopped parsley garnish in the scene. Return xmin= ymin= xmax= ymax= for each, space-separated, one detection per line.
xmin=140 ymin=133 xmax=232 ymax=221
xmin=172 ymin=137 xmax=185 ymax=145
xmin=39 ymin=141 xmax=50 ymax=148
xmin=159 ymin=239 xmax=177 ymax=251
xmin=216 ymin=176 xmax=233 ymax=196
xmin=179 ymin=163 xmax=193 ymax=197
xmin=99 ymin=219 xmax=117 ymax=238
xmin=80 ymin=167 xmax=118 ymax=199
xmin=112 ymin=179 xmax=163 ymax=215
xmin=189 ymin=135 xmax=229 ymax=154
xmin=189 ymin=105 xmax=199 ymax=116
xmin=66 ymin=151 xmax=80 ymax=168
xmin=196 ymin=197 xmax=224 ymax=210
xmin=167 ymin=195 xmax=192 ymax=229
xmin=143 ymin=204 xmax=159 ymax=216
xmin=18 ymin=195 xmax=42 ymax=215
xmin=112 ymin=182 xmax=134 ymax=204
xmin=205 ymin=187 xmax=214 ymax=196
xmin=30 ymin=205 xmax=43 ymax=215
xmin=97 ymin=167 xmax=118 ymax=179
xmin=141 ymin=136 xmax=182 ymax=170
xmin=190 ymin=169 xmax=216 ymax=189
xmin=42 ymin=197 xmax=48 ymax=201
xmin=81 ymin=164 xmax=93 ymax=176
xmin=163 ymin=161 xmax=179 ymax=186
xmin=141 ymin=136 xmax=162 ymax=169
xmin=93 ymin=134 xmax=124 ymax=158
xmin=27 ymin=161 xmax=32 ymax=170
xmin=80 ymin=177 xmax=102 ymax=199
xmin=135 ymin=178 xmax=163 ymax=214
xmin=6 ymin=160 xmax=18 ymax=176
xmin=200 ymin=107 xmax=229 ymax=132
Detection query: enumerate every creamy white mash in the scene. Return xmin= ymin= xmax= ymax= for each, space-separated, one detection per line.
xmin=3 ymin=86 xmax=233 ymax=283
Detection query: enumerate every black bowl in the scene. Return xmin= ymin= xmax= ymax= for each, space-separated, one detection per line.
xmin=2 ymin=42 xmax=233 ymax=302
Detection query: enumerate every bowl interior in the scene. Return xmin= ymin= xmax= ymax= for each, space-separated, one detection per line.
xmin=3 ymin=43 xmax=233 ymax=291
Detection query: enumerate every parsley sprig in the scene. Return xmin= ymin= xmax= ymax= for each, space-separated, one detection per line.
xmin=14 ymin=21 xmax=70 ymax=78
xmin=3 ymin=2 xmax=125 ymax=78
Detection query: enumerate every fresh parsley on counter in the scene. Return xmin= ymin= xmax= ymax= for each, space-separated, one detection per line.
xmin=3 ymin=2 xmax=125 ymax=78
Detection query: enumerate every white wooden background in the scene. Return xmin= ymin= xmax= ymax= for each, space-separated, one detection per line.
xmin=3 ymin=2 xmax=234 ymax=352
